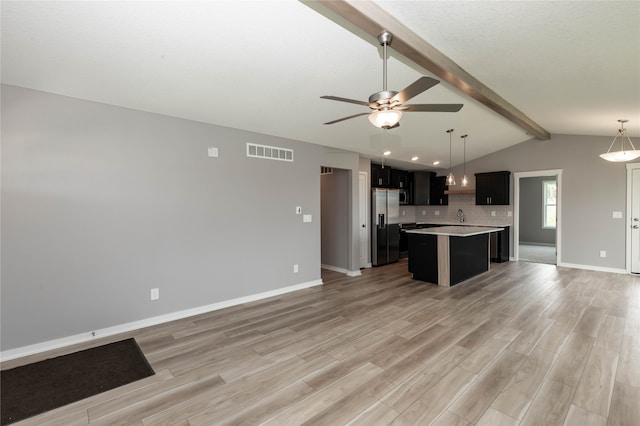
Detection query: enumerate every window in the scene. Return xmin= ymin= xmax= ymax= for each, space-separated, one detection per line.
xmin=543 ymin=180 xmax=557 ymax=228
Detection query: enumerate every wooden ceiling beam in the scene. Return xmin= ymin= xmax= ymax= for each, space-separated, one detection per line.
xmin=313 ymin=0 xmax=551 ymax=140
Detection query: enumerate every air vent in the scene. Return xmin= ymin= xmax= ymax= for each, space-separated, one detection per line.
xmin=246 ymin=143 xmax=293 ymax=162
xmin=321 ymin=167 xmax=333 ymax=175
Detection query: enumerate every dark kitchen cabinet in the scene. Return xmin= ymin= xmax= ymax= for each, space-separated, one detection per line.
xmin=410 ymin=171 xmax=436 ymax=205
xmin=430 ymin=176 xmax=449 ymax=206
xmin=475 ymin=171 xmax=511 ymax=205
xmin=491 ymin=227 xmax=510 ymax=263
xmin=371 ymin=163 xmax=391 ymax=188
xmin=391 ymin=169 xmax=409 ymax=189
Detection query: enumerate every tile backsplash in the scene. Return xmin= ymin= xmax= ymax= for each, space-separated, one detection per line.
xmin=399 ymin=194 xmax=513 ymax=226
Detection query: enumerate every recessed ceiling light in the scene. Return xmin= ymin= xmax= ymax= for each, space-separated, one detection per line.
xmin=411 ymin=156 xmax=419 ymax=161
xmin=432 ymin=160 xmax=440 ymax=166
xmin=383 ymin=151 xmax=391 ymax=156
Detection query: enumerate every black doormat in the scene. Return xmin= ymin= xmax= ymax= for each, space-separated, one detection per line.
xmin=1 ymin=338 xmax=154 ymax=425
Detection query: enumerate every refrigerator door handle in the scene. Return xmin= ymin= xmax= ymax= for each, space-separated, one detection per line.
xmin=379 ymin=213 xmax=385 ymax=228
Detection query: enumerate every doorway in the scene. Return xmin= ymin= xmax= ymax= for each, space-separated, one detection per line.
xmin=514 ymin=170 xmax=562 ymax=264
xmin=627 ymin=163 xmax=640 ymax=274
xmin=320 ymin=167 xmax=350 ymax=274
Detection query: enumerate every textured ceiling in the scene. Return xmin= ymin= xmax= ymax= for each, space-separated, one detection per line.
xmin=2 ymin=1 xmax=639 ymax=171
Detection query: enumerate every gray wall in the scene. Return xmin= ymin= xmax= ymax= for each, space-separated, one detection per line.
xmin=1 ymin=85 xmax=361 ymax=351
xmin=520 ymin=176 xmax=557 ymax=245
xmin=321 ymin=169 xmax=349 ymax=269
xmin=449 ymin=135 xmax=639 ymax=270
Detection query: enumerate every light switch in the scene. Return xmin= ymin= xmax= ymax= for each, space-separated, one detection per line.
xmin=296 ymin=206 xmax=302 ymax=215
xmin=303 ymin=214 xmax=312 ymax=223
xmin=208 ymin=147 xmax=218 ymax=157
xmin=612 ymin=211 xmax=622 ymax=219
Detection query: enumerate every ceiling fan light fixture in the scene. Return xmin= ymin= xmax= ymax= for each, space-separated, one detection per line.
xmin=369 ymin=109 xmax=403 ymax=129
xmin=600 ymin=120 xmax=640 ymax=162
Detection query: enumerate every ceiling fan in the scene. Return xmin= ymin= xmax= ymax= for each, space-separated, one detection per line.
xmin=321 ymin=31 xmax=463 ymax=129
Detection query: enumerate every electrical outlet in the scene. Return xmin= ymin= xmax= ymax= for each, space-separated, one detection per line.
xmin=150 ymin=288 xmax=159 ymax=300
xmin=435 ymin=210 xmax=440 ymax=216
xmin=293 ymin=264 xmax=298 ymax=273
xmin=612 ymin=211 xmax=622 ymax=219
xmin=491 ymin=211 xmax=496 ymax=217
xmin=508 ymin=211 xmax=513 ymax=217
xmin=422 ymin=210 xmax=426 ymax=216
xmin=599 ymin=250 xmax=607 ymax=258
xmin=402 ymin=210 xmax=406 ymax=216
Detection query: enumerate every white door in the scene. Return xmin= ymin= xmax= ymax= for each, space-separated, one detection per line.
xmin=632 ymin=168 xmax=640 ymax=273
xmin=359 ymin=172 xmax=369 ymax=268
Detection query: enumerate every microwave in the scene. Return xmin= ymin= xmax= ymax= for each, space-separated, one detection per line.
xmin=399 ymin=189 xmax=409 ymax=205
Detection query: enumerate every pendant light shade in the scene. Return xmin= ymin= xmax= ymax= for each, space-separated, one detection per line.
xmin=446 ymin=129 xmax=455 ymax=186
xmin=460 ymin=134 xmax=469 ymax=187
xmin=600 ymin=120 xmax=640 ymax=162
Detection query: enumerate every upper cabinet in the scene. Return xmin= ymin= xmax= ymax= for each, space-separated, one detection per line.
xmin=430 ymin=176 xmax=449 ymax=206
xmin=411 ymin=171 xmax=436 ymax=205
xmin=390 ymin=169 xmax=410 ymax=189
xmin=475 ymin=171 xmax=511 ymax=205
xmin=371 ymin=164 xmax=409 ymax=189
xmin=371 ymin=163 xmax=391 ymax=188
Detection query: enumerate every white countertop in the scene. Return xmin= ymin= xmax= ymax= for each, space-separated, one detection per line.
xmin=406 ymin=225 xmax=504 ymax=237
xmin=399 ymin=221 xmax=512 ymax=227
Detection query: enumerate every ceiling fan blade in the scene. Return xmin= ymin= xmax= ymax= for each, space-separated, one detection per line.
xmin=391 ymin=77 xmax=440 ymax=104
xmin=401 ymin=104 xmax=464 ymax=112
xmin=320 ymin=96 xmax=370 ymax=107
xmin=324 ymin=112 xmax=370 ymax=125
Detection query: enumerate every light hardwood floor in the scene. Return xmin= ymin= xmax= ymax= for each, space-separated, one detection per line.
xmin=4 ymin=260 xmax=640 ymax=425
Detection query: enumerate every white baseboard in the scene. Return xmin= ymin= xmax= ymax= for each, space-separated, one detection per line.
xmin=0 ymin=279 xmax=323 ymax=362
xmin=556 ymin=261 xmax=628 ymax=274
xmin=510 ymin=257 xmax=629 ymax=275
xmin=520 ymin=242 xmax=556 ymax=247
xmin=321 ymin=264 xmax=361 ymax=276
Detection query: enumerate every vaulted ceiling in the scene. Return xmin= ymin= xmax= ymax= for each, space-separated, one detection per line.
xmin=2 ymin=1 xmax=639 ymax=171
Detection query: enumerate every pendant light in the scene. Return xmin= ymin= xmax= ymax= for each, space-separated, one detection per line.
xmin=460 ymin=134 xmax=469 ymax=187
xmin=446 ymin=129 xmax=456 ymax=186
xmin=600 ymin=119 xmax=640 ymax=162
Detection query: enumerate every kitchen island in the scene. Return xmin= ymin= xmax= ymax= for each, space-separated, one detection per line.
xmin=406 ymin=226 xmax=503 ymax=287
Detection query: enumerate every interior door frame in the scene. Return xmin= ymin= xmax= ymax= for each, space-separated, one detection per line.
xmin=358 ymin=171 xmax=371 ymax=269
xmin=626 ymin=163 xmax=640 ymax=274
xmin=513 ymin=169 xmax=563 ymax=263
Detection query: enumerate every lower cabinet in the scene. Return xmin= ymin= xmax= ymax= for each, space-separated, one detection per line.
xmin=491 ymin=226 xmax=510 ymax=263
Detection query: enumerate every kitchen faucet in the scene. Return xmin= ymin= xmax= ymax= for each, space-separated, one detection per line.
xmin=457 ymin=209 xmax=465 ymax=223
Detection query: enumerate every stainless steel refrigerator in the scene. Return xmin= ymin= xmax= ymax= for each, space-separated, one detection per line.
xmin=372 ymin=188 xmax=400 ymax=266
